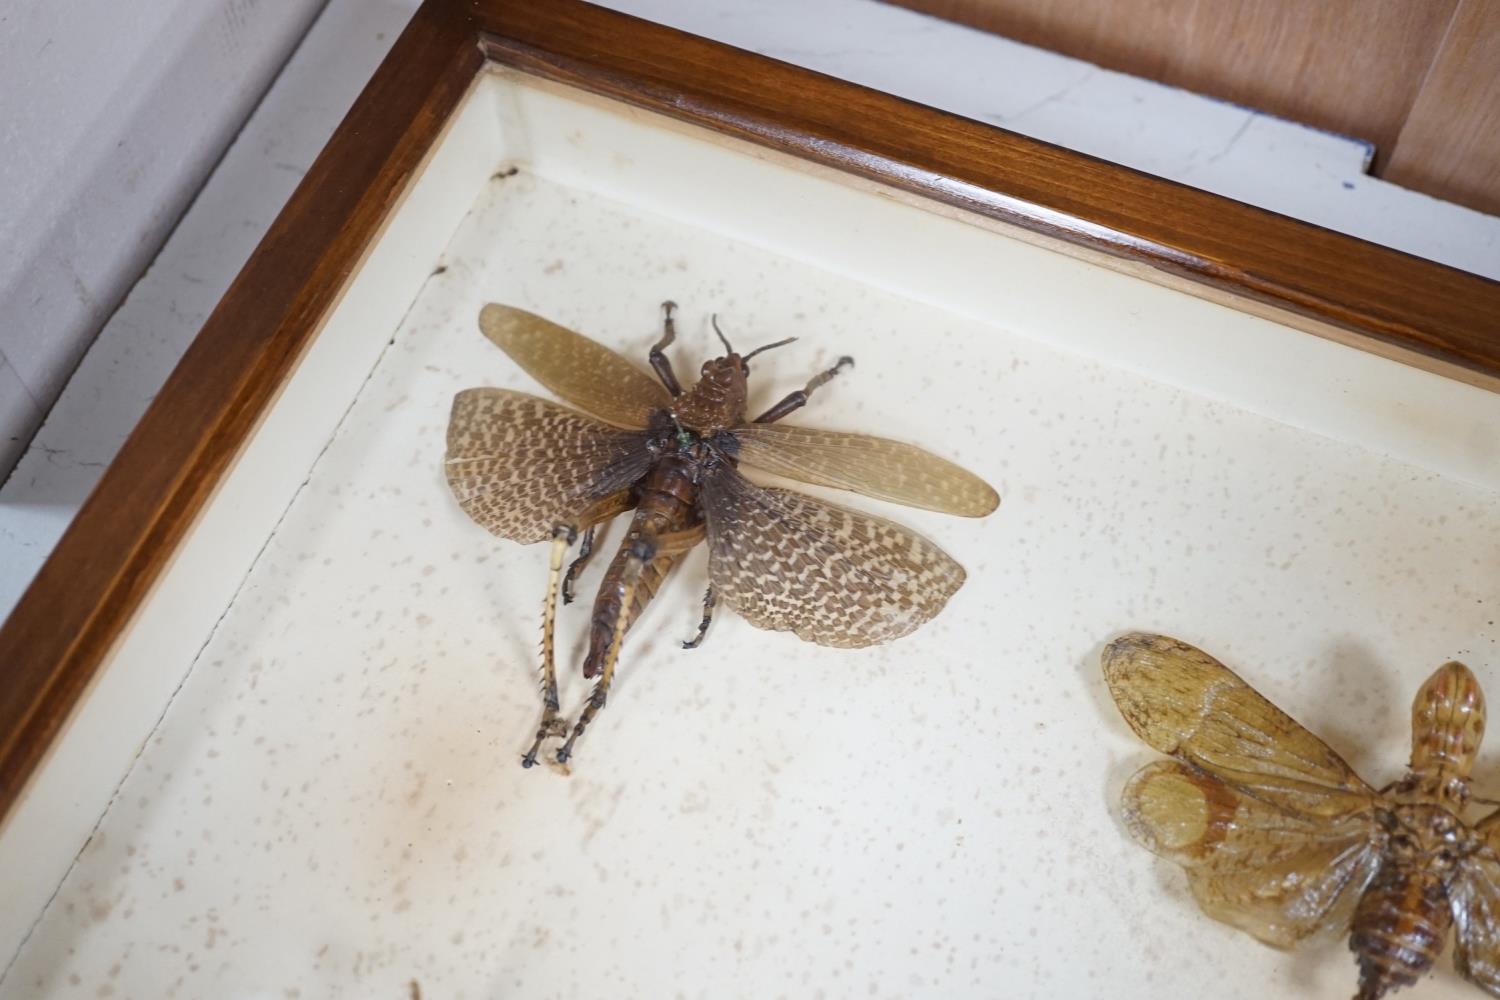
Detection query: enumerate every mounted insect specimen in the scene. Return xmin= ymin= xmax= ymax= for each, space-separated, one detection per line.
xmin=1104 ymin=632 xmax=1500 ymax=999
xmin=445 ymin=302 xmax=997 ymax=769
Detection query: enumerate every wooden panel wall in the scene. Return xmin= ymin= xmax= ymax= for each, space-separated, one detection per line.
xmin=888 ymin=0 xmax=1500 ymax=216
xmin=1386 ymin=0 xmax=1500 ymax=216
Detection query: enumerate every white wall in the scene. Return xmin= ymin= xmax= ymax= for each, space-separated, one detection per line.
xmin=0 ymin=0 xmax=328 ymax=475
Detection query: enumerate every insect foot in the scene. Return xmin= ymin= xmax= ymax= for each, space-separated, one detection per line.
xmin=555 ymin=688 xmax=610 ymax=766
xmin=520 ymin=717 xmax=570 ymax=769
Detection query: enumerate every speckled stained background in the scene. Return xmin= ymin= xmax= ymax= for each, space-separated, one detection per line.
xmin=3 ymin=164 xmax=1498 ymax=998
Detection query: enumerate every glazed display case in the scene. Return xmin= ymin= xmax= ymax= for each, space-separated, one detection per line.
xmin=1 ymin=2 xmax=1497 ymax=996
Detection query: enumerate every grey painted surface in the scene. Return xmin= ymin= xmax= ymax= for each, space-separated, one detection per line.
xmin=0 ymin=0 xmax=328 ymax=475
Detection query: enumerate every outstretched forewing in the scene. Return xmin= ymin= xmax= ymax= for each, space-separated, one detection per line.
xmin=700 ymin=464 xmax=965 ymax=647
xmin=445 ymin=388 xmax=652 ymax=544
xmin=1122 ymin=759 xmax=1380 ymax=948
xmin=1103 ymin=632 xmax=1377 ymax=811
xmin=479 ymin=303 xmax=669 ymax=428
xmin=1450 ymin=814 xmax=1500 ymax=992
xmin=732 ymin=423 xmax=998 ymax=516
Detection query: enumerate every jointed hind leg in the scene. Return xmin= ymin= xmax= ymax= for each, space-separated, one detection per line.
xmin=555 ymin=535 xmax=655 ymax=765
xmin=552 ymin=522 xmax=703 ymax=766
xmin=520 ymin=492 xmax=633 ymax=769
xmin=521 ymin=524 xmax=575 ymax=769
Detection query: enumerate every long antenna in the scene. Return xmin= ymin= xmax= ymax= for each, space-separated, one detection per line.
xmin=742 ymin=336 xmax=798 ymax=361
xmin=710 ymin=314 xmax=734 ymax=354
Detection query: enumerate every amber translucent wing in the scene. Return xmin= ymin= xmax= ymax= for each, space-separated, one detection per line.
xmin=445 ymin=388 xmax=653 ymax=544
xmin=731 ymin=423 xmax=998 ymax=516
xmin=478 ymin=304 xmax=669 ymax=429
xmin=700 ymin=464 xmax=965 ymax=647
xmin=1103 ymin=633 xmax=1377 ymax=808
xmin=1122 ymin=760 xmax=1381 ymax=948
xmin=1450 ymin=813 xmax=1500 ymax=992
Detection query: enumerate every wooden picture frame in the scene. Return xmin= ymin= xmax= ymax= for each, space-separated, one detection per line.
xmin=2 ymin=0 xmax=1498 ymax=973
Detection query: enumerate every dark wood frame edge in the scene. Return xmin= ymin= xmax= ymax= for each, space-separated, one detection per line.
xmin=2 ymin=0 xmax=1496 ymax=826
xmin=0 ymin=3 xmax=483 ymax=824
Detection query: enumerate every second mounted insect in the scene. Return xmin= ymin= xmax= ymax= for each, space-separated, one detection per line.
xmin=445 ymin=302 xmax=998 ymax=768
xmin=1106 ymin=632 xmax=1500 ymax=999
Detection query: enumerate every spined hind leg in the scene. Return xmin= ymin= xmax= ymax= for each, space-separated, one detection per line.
xmin=521 ymin=524 xmax=578 ymax=768
xmin=555 ymin=535 xmax=655 ymax=766
xmin=521 ymin=494 xmax=633 ymax=768
xmin=552 ymin=523 xmax=702 ymax=766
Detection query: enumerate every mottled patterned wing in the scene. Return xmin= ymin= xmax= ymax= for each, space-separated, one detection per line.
xmin=479 ymin=303 xmax=669 ymax=428
xmin=1103 ymin=633 xmax=1377 ymax=807
xmin=700 ymin=464 xmax=965 ymax=647
xmin=1450 ymin=813 xmax=1500 ymax=992
xmin=731 ymin=423 xmax=998 ymax=516
xmin=445 ymin=388 xmax=653 ymax=544
xmin=1122 ymin=760 xmax=1381 ymax=948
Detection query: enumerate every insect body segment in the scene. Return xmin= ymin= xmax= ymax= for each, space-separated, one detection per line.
xmin=1352 ymin=805 xmax=1462 ymax=1000
xmin=1407 ymin=661 xmax=1486 ymax=805
xmin=446 ymin=301 xmax=997 ymax=769
xmin=581 ymin=457 xmax=707 ymax=681
xmin=1105 ymin=633 xmax=1500 ymax=999
xmin=670 ymin=355 xmax=749 ymax=433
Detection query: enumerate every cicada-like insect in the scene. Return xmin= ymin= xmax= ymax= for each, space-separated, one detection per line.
xmin=1105 ymin=632 xmax=1500 ymax=999
xmin=446 ymin=302 xmax=998 ymax=768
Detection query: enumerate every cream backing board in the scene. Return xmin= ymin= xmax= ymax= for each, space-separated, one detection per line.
xmin=2 ymin=70 xmax=1498 ymax=999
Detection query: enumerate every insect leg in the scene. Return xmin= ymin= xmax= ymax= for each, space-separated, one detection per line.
xmin=559 ymin=491 xmax=634 ymax=606
xmin=561 ymin=526 xmax=598 ymax=605
xmin=681 ymin=585 xmax=718 ymax=649
xmin=649 ymin=300 xmax=683 ymax=396
xmin=522 ymin=523 xmax=575 ymax=768
xmin=651 ymin=521 xmax=707 ymax=649
xmin=752 ymin=355 xmax=855 ymax=423
xmin=556 ymin=534 xmax=656 ymax=765
xmin=521 ymin=493 xmax=633 ymax=768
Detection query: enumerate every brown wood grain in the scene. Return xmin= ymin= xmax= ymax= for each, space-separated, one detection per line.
xmin=0 ymin=4 xmax=482 ymax=819
xmin=1386 ymin=0 xmax=1500 ymax=217
xmin=884 ymin=0 xmax=1457 ymax=170
xmin=2 ymin=0 xmax=1499 ymax=827
xmin=469 ymin=2 xmax=1500 ymax=377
